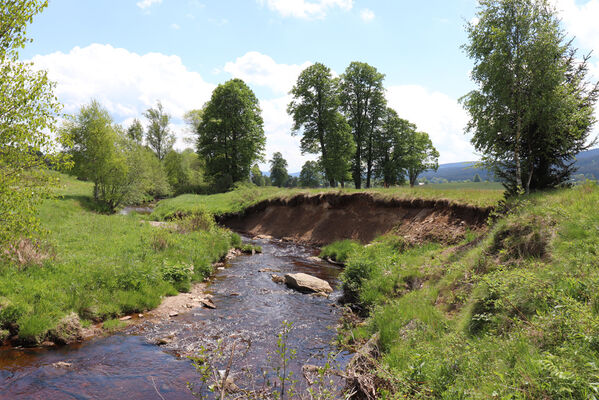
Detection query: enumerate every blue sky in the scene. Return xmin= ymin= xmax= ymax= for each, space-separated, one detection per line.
xmin=22 ymin=0 xmax=599 ymax=171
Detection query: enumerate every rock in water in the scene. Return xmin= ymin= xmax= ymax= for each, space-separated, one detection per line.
xmin=284 ymin=273 xmax=333 ymax=295
xmin=48 ymin=313 xmax=83 ymax=345
xmin=201 ymin=298 xmax=216 ymax=309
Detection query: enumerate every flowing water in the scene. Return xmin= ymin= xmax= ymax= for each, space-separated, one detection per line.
xmin=0 ymin=237 xmax=350 ymax=399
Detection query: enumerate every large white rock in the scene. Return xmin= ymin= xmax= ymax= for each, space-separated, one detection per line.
xmin=284 ymin=273 xmax=333 ymax=295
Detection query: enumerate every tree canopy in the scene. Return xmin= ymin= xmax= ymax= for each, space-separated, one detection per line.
xmin=144 ymin=101 xmax=174 ymax=161
xmin=0 ymin=0 xmax=69 ymax=248
xmin=269 ymin=152 xmax=288 ymax=187
xmin=405 ymin=131 xmax=439 ymax=187
xmin=197 ymin=79 xmax=265 ymax=191
xmin=340 ymin=62 xmax=386 ymax=189
xmin=299 ymin=161 xmax=324 ymax=188
xmin=288 ymin=63 xmax=355 ymax=187
xmin=462 ymin=0 xmax=598 ymax=193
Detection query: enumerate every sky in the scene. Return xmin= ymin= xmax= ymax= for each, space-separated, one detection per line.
xmin=21 ymin=0 xmax=599 ymax=172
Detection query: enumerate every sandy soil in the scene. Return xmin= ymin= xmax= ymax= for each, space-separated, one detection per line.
xmin=220 ymin=193 xmax=490 ymax=245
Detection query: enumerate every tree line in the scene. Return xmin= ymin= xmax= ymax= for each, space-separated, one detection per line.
xmin=288 ymin=62 xmax=439 ymax=189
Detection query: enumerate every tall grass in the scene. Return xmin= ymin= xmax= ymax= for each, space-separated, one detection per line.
xmin=0 ymin=174 xmax=236 ymax=344
xmin=339 ymin=182 xmax=599 ymax=398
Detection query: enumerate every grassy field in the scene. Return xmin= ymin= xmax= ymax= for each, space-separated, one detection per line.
xmin=151 ymin=182 xmax=505 ymax=221
xmin=325 ymin=182 xmax=599 ymax=399
xmin=0 ymin=174 xmax=238 ymax=345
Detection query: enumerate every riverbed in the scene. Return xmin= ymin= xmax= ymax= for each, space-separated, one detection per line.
xmin=0 ymin=237 xmax=350 ymax=399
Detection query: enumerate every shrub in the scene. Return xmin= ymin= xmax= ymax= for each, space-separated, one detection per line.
xmin=319 ymin=239 xmax=361 ymax=263
xmin=161 ymin=262 xmax=193 ymax=292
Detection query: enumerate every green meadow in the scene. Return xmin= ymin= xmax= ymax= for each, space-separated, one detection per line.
xmin=0 ymin=174 xmax=237 ymax=345
xmin=322 ymin=182 xmax=599 ymax=398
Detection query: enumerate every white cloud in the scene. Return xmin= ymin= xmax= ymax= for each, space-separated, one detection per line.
xmin=224 ymin=51 xmax=311 ymax=94
xmin=136 ymin=0 xmax=162 ymax=10
xmin=258 ymin=0 xmax=353 ymax=19
xmin=553 ymin=0 xmax=599 ymax=51
xmin=386 ymin=85 xmax=477 ymax=163
xmin=170 ymin=23 xmax=180 ymax=30
xmin=360 ymin=8 xmax=375 ymax=22
xmin=29 ymin=44 xmax=215 ymax=149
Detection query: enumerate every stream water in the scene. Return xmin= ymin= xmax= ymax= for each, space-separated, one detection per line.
xmin=0 ymin=237 xmax=350 ymax=399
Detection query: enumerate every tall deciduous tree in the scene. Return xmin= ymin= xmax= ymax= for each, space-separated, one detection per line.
xmin=144 ymin=101 xmax=174 ymax=161
xmin=462 ymin=0 xmax=598 ymax=193
xmin=197 ymin=79 xmax=265 ymax=191
xmin=62 ymin=101 xmax=130 ymax=210
xmin=374 ymin=108 xmax=412 ymax=187
xmin=340 ymin=62 xmax=386 ymax=189
xmin=269 ymin=152 xmax=288 ymax=187
xmin=0 ymin=0 xmax=70 ymax=248
xmin=126 ymin=118 xmax=144 ymax=144
xmin=299 ymin=161 xmax=323 ymax=188
xmin=288 ymin=63 xmax=355 ymax=187
xmin=405 ymin=131 xmax=439 ymax=187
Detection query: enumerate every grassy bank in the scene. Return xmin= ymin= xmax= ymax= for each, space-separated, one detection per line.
xmin=0 ymin=174 xmax=238 ymax=345
xmin=326 ymin=182 xmax=599 ymax=399
xmin=151 ymin=182 xmax=504 ymax=221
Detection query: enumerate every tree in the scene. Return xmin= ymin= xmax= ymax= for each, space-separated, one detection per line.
xmin=144 ymin=101 xmax=174 ymax=161
xmin=462 ymin=0 xmax=598 ymax=193
xmin=405 ymin=131 xmax=439 ymax=187
xmin=288 ymin=63 xmax=355 ymax=187
xmin=183 ymin=108 xmax=203 ymax=146
xmin=62 ymin=101 xmax=131 ymax=211
xmin=299 ymin=161 xmax=324 ymax=187
xmin=250 ymin=164 xmax=265 ymax=186
xmin=269 ymin=152 xmax=288 ymax=187
xmin=340 ymin=62 xmax=386 ymax=189
xmin=126 ymin=118 xmax=144 ymax=144
xmin=374 ymin=108 xmax=412 ymax=187
xmin=0 ymin=0 xmax=69 ymax=248
xmin=197 ymin=79 xmax=266 ymax=191
xmin=125 ymin=142 xmax=171 ymax=203
xmin=164 ymin=148 xmax=205 ymax=194
xmin=473 ymin=173 xmax=482 ymax=183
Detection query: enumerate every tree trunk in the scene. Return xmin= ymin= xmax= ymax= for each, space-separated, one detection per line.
xmin=515 ymin=116 xmax=523 ymax=190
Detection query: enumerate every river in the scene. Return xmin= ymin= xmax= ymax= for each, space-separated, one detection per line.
xmin=0 ymin=237 xmax=350 ymax=399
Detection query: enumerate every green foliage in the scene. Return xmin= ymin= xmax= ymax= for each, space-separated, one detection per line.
xmin=102 ymin=318 xmax=127 ymax=331
xmin=339 ymin=182 xmax=599 ymax=398
xmin=0 ymin=0 xmax=70 ymax=249
xmin=340 ymin=61 xmax=386 ymax=189
xmin=299 ymin=161 xmax=324 ymax=188
xmin=164 ymin=149 xmax=206 ymax=195
xmin=250 ymin=163 xmax=266 ymax=186
xmin=319 ymin=239 xmax=361 ymax=264
xmin=62 ymin=100 xmax=132 ymax=211
xmin=125 ymin=143 xmax=172 ymax=203
xmin=373 ymin=108 xmax=411 ymax=187
xmin=405 ymin=131 xmax=439 ymax=187
xmin=270 ymin=152 xmax=289 ymax=187
xmin=0 ymin=174 xmax=235 ymax=343
xmin=126 ymin=118 xmax=144 ymax=144
xmin=463 ymin=0 xmax=599 ymax=193
xmin=197 ymin=79 xmax=266 ymax=190
xmin=288 ymin=63 xmax=355 ymax=187
xmin=144 ymin=101 xmax=174 ymax=161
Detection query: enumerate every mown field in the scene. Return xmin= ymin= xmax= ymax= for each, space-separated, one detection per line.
xmin=322 ymin=182 xmax=599 ymax=399
xmin=151 ymin=181 xmax=505 ymax=221
xmin=0 ymin=174 xmax=238 ymax=345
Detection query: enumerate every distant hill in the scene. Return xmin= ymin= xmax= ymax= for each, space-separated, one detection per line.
xmin=421 ymin=148 xmax=599 ymax=182
xmin=265 ymin=148 xmax=599 ymax=183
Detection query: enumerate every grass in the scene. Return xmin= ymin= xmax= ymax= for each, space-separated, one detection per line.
xmin=0 ymin=174 xmax=237 ymax=345
xmin=337 ymin=182 xmax=599 ymax=399
xmin=151 ymin=182 xmax=505 ymax=221
xmin=319 ymin=239 xmax=361 ymax=263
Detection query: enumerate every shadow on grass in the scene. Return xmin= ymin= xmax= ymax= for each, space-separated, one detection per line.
xmin=60 ymin=195 xmax=114 ymax=214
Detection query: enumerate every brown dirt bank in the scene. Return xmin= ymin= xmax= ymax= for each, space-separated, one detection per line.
xmin=217 ymin=193 xmax=492 ymax=246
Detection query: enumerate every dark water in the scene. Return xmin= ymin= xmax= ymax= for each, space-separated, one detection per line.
xmin=0 ymin=237 xmax=350 ymax=399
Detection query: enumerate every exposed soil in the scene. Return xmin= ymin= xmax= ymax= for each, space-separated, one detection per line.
xmin=218 ymin=193 xmax=491 ymax=246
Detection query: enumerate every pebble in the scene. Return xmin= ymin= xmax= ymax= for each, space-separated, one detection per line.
xmin=168 ymin=311 xmax=179 ymax=317
xmin=119 ymin=316 xmax=132 ymax=321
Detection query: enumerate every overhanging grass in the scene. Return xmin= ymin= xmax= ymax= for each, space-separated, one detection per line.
xmin=0 ymin=174 xmax=236 ymax=344
xmin=341 ymin=182 xmax=599 ymax=399
xmin=151 ymin=182 xmax=505 ymax=221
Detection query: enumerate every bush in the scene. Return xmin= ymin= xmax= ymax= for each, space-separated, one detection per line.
xmin=161 ymin=262 xmax=193 ymax=292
